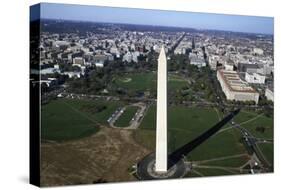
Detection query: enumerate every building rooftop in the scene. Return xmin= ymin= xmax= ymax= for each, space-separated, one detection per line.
xmin=218 ymin=70 xmax=257 ymax=93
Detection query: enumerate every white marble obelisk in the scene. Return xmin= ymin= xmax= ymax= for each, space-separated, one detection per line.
xmin=155 ymin=46 xmax=168 ymax=172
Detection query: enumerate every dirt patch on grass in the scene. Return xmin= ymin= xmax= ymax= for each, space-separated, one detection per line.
xmin=40 ymin=127 xmax=150 ymax=186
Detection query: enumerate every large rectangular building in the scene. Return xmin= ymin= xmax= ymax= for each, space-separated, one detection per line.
xmin=217 ymin=70 xmax=259 ymax=104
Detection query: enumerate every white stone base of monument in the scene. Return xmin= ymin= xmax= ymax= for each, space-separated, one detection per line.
xmin=136 ymin=153 xmax=189 ymax=180
xmin=148 ymin=161 xmax=178 ymax=178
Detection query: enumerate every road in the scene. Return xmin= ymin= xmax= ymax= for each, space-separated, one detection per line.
xmin=168 ymin=32 xmax=186 ymax=55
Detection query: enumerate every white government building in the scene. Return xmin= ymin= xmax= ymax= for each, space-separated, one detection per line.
xmin=217 ymin=70 xmax=259 ymax=104
xmin=245 ymin=72 xmax=266 ymax=84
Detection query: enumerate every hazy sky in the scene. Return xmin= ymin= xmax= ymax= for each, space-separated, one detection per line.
xmin=32 ymin=3 xmax=274 ymax=34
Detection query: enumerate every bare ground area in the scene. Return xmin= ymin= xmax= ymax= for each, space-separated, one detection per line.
xmin=40 ymin=127 xmax=150 ymax=187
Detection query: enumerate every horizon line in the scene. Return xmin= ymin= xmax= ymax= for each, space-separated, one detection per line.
xmin=30 ymin=3 xmax=274 ymax=35
xmin=37 ymin=18 xmax=273 ymax=36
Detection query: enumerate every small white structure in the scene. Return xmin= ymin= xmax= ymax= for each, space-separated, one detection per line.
xmin=40 ymin=67 xmax=60 ymax=75
xmin=54 ymin=64 xmax=60 ymax=70
xmin=189 ymin=53 xmax=206 ymax=68
xmin=190 ymin=57 xmax=206 ymax=68
xmin=53 ymin=40 xmax=70 ymax=48
xmin=253 ymin=48 xmax=264 ymax=55
xmin=123 ymin=52 xmax=133 ymax=63
xmin=265 ymin=87 xmax=274 ymax=102
xmin=155 ymin=46 xmax=168 ymax=172
xmin=245 ymin=72 xmax=265 ymax=84
xmin=64 ymin=71 xmax=81 ymax=78
xmin=95 ymin=62 xmax=104 ymax=68
xmin=208 ymin=55 xmax=219 ymax=70
xmin=72 ymin=57 xmax=85 ymax=66
xmin=132 ymin=51 xmax=140 ymax=63
xmin=57 ymin=93 xmax=63 ymax=98
xmin=224 ymin=63 xmax=234 ymax=71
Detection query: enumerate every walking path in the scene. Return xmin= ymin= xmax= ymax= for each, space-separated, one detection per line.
xmin=239 ymin=113 xmax=264 ymax=126
xmin=194 ymin=154 xmax=247 ymax=164
xmin=109 ymin=102 xmax=147 ymax=129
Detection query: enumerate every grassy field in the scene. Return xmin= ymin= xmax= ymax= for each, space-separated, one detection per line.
xmin=138 ymin=105 xmax=222 ymax=150
xmin=187 ymin=127 xmax=246 ymax=161
xmin=42 ymin=97 xmax=273 ymax=178
xmin=41 ymin=99 xmax=123 ymax=141
xmin=198 ymin=154 xmax=249 ymax=168
xmin=114 ymin=72 xmax=187 ymax=92
xmin=233 ymin=111 xmax=273 ymax=139
xmin=168 ymin=74 xmax=188 ymax=90
xmin=115 ymin=72 xmax=156 ymax=92
xmin=192 ymin=168 xmax=238 ymax=177
xmin=232 ymin=110 xmax=273 ymax=166
xmin=257 ymin=143 xmax=274 ymax=164
xmin=135 ymin=105 xmax=251 ymax=176
xmin=115 ymin=106 xmax=138 ymax=127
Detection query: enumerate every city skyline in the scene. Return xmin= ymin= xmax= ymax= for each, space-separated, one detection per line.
xmin=31 ymin=3 xmax=273 ymax=35
xmin=30 ymin=3 xmax=274 ymax=186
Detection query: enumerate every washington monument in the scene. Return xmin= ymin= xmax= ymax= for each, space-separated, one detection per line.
xmin=136 ymin=46 xmax=240 ymax=179
xmin=155 ymin=46 xmax=168 ymax=172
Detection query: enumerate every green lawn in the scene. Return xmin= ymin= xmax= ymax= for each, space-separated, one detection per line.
xmin=114 ymin=72 xmax=187 ymax=92
xmin=139 ymin=105 xmax=221 ymax=151
xmin=199 ymin=154 xmax=249 ymax=168
xmin=192 ymin=168 xmax=238 ymax=177
xmin=115 ymin=72 xmax=156 ymax=92
xmin=185 ymin=171 xmax=202 ymax=177
xmin=41 ymin=99 xmax=123 ymax=141
xmin=232 ymin=110 xmax=273 ymax=166
xmin=168 ymin=74 xmax=188 ymax=90
xmin=135 ymin=106 xmax=274 ymax=176
xmin=135 ymin=105 xmax=249 ymax=175
xmin=233 ymin=111 xmax=273 ymax=139
xmin=257 ymin=143 xmax=274 ymax=165
xmin=115 ymin=106 xmax=138 ymax=127
xmin=187 ymin=128 xmax=246 ymax=161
